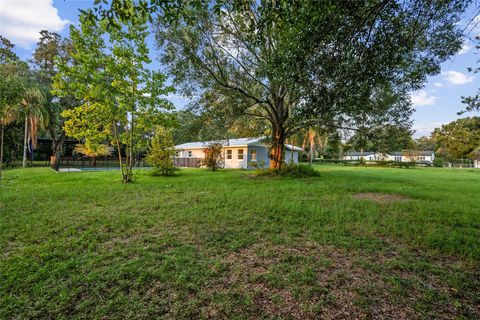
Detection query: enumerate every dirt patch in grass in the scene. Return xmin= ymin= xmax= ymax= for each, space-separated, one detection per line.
xmin=200 ymin=241 xmax=479 ymax=319
xmin=353 ymin=192 xmax=411 ymax=203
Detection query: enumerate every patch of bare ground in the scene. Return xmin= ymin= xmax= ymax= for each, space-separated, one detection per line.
xmin=202 ymin=241 xmax=479 ymax=319
xmin=353 ymin=192 xmax=411 ymax=203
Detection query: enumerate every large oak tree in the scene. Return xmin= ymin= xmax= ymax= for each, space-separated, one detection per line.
xmin=154 ymin=0 xmax=468 ymax=168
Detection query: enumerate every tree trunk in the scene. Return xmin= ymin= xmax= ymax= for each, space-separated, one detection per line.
xmin=269 ymin=124 xmax=286 ymax=169
xmin=0 ymin=125 xmax=4 ymax=165
xmin=50 ymin=131 xmax=66 ymax=167
xmin=0 ymin=125 xmax=4 ymax=183
xmin=22 ymin=116 xmax=28 ymax=168
xmin=112 ymin=122 xmax=125 ymax=182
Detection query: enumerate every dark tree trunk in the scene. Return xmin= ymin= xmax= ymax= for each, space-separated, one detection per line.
xmin=269 ymin=124 xmax=286 ymax=169
xmin=0 ymin=125 xmax=4 ymax=164
xmin=49 ymin=131 xmax=66 ymax=167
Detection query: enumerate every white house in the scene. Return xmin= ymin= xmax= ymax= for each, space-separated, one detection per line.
xmin=343 ymin=150 xmax=435 ymax=163
xmin=174 ymin=137 xmax=303 ymax=169
xmin=343 ymin=151 xmax=386 ymax=161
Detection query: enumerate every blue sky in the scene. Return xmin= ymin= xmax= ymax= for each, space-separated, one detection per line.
xmin=1 ymin=0 xmax=479 ymax=138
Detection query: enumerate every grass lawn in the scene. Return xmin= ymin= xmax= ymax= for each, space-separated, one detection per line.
xmin=1 ymin=166 xmax=479 ymax=319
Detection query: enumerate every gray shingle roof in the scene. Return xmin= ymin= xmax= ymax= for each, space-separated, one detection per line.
xmin=345 ymin=151 xmax=376 ymax=156
xmin=175 ymin=137 xmax=303 ymax=151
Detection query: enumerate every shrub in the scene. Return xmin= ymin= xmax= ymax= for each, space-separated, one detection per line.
xmin=146 ymin=126 xmax=179 ymax=176
xmin=201 ymin=143 xmax=224 ymax=171
xmin=256 ymin=163 xmax=320 ymax=178
xmin=248 ymin=160 xmax=266 ymax=169
xmin=432 ymin=157 xmax=444 ymax=167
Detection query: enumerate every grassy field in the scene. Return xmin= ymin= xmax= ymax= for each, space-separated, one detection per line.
xmin=1 ymin=166 xmax=479 ymax=319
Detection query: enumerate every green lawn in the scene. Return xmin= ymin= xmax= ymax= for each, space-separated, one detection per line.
xmin=1 ymin=166 xmax=479 ymax=319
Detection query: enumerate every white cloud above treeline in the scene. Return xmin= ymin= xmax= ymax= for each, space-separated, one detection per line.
xmin=411 ymin=90 xmax=438 ymax=107
xmin=442 ymin=71 xmax=474 ymax=85
xmin=0 ymin=0 xmax=70 ymax=48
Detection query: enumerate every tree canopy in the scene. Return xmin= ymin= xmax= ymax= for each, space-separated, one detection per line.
xmin=155 ymin=0 xmax=468 ymax=168
xmin=53 ymin=3 xmax=174 ymax=182
xmin=432 ymin=117 xmax=480 ymax=160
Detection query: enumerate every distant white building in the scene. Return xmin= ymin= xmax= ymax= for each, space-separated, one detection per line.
xmin=343 ymin=151 xmax=435 ymax=163
xmin=175 ymin=137 xmax=303 ymax=169
xmin=343 ymin=151 xmax=385 ymax=161
xmin=474 ymin=149 xmax=480 ymax=168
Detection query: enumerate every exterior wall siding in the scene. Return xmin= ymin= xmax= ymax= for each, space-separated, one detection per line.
xmin=285 ymin=150 xmax=299 ymax=164
xmin=247 ymin=145 xmax=269 ymax=169
xmin=176 ymin=144 xmax=300 ymax=169
xmin=223 ymin=147 xmax=247 ymax=169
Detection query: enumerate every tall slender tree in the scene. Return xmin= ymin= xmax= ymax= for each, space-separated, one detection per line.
xmin=53 ymin=2 xmax=174 ymax=182
xmin=0 ymin=36 xmax=21 ymax=166
xmin=33 ymin=30 xmax=76 ymax=165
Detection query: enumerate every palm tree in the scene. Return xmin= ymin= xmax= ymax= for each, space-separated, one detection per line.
xmin=0 ymin=106 xmax=17 ymax=164
xmin=74 ymin=142 xmax=113 ymax=167
xmin=21 ymin=87 xmax=46 ymax=167
xmin=302 ymin=127 xmax=328 ymax=163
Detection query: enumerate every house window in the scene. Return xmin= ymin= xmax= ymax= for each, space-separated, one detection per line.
xmin=418 ymin=156 xmax=425 ymax=161
xmin=394 ymin=156 xmax=401 ymax=162
xmin=226 ymin=149 xmax=232 ymax=160
xmin=238 ymin=149 xmax=244 ymax=160
xmin=250 ymin=149 xmax=257 ymax=161
xmin=188 ymin=151 xmax=192 ymax=158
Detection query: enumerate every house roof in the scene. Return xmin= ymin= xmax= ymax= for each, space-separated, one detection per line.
xmin=175 ymin=137 xmax=303 ymax=151
xmin=345 ymin=151 xmax=376 ymax=156
xmin=389 ymin=151 xmax=435 ymax=156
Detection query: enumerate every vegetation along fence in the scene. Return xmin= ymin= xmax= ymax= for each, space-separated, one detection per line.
xmin=173 ymin=158 xmax=202 ymax=168
xmin=52 ymin=156 xmax=203 ymax=171
xmin=54 ymin=157 xmax=149 ymax=171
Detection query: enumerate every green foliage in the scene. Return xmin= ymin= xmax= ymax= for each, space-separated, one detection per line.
xmin=53 ymin=5 xmax=174 ymax=182
xmin=74 ymin=142 xmax=113 ymax=158
xmin=146 ymin=126 xmax=179 ymax=176
xmin=415 ymin=136 xmax=436 ymax=151
xmin=200 ymin=143 xmax=223 ymax=171
xmin=248 ymin=160 xmax=266 ymax=170
xmin=314 ymin=159 xmax=420 ymax=169
xmin=432 ymin=117 xmax=480 ymax=160
xmin=0 ymin=35 xmax=19 ymax=63
xmin=257 ymin=163 xmax=320 ymax=178
xmin=432 ymin=158 xmax=444 ymax=168
xmin=460 ymin=36 xmax=479 ymax=114
xmin=156 ymin=0 xmax=467 ymax=169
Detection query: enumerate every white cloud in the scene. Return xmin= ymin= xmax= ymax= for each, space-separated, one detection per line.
xmin=442 ymin=71 xmax=474 ymax=85
xmin=433 ymin=82 xmax=443 ymax=88
xmin=162 ymin=93 xmax=194 ymax=102
xmin=412 ymin=122 xmax=446 ymax=138
xmin=0 ymin=0 xmax=70 ymax=48
xmin=458 ymin=41 xmax=471 ymax=55
xmin=411 ymin=90 xmax=438 ymax=107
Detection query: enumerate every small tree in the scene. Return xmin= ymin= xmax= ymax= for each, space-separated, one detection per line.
xmin=74 ymin=142 xmax=113 ymax=167
xmin=145 ymin=126 xmax=179 ymax=176
xmin=53 ymin=4 xmax=174 ymax=183
xmin=201 ymin=143 xmax=223 ymax=171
